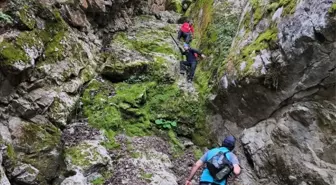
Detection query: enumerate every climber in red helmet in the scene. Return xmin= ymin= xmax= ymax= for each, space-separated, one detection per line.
xmin=178 ymin=20 xmax=194 ymax=44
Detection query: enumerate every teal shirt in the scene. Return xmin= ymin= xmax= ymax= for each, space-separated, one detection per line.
xmin=199 ymin=147 xmax=239 ymax=185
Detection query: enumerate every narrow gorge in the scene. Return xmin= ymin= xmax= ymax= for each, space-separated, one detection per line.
xmin=0 ymin=0 xmax=335 ymax=185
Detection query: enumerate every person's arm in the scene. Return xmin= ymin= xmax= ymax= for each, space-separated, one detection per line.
xmin=191 ymin=26 xmax=195 ymax=35
xmin=179 ymin=47 xmax=186 ymax=55
xmin=185 ymin=152 xmax=208 ymax=185
xmin=229 ymin=153 xmax=241 ymax=176
xmin=191 ymin=49 xmax=206 ymax=58
xmin=185 ymin=160 xmax=204 ymax=185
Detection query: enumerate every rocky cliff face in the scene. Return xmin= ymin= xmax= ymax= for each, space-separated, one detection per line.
xmin=0 ymin=0 xmax=205 ymax=184
xmin=200 ymin=0 xmax=336 ymax=185
xmin=0 ymin=0 xmax=335 ymax=184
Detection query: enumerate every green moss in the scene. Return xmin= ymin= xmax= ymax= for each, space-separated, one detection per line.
xmin=44 ymin=31 xmax=66 ymax=62
xmin=195 ymin=1 xmax=239 ymax=96
xmin=0 ymin=41 xmax=30 ymax=65
xmin=189 ymin=0 xmax=214 ymax=47
xmin=80 ymin=66 xmax=95 ymax=83
xmin=267 ymin=2 xmax=280 ymax=12
xmin=82 ymin=80 xmax=152 ymax=136
xmin=91 ymin=177 xmax=105 ymax=185
xmin=65 ymin=143 xmax=100 ymax=168
xmin=281 ymin=0 xmax=298 ymax=15
xmin=82 ymin=78 xmax=204 ymax=139
xmin=168 ymin=130 xmax=184 ymax=150
xmin=130 ymin=151 xmax=141 ymax=158
xmin=103 ymin=130 xmax=120 ymax=149
xmin=38 ymin=9 xmax=69 ymax=64
xmin=234 ymin=26 xmax=278 ymax=74
xmin=329 ymin=3 xmax=336 ymax=14
xmin=16 ymin=31 xmax=43 ymax=49
xmin=253 ymin=6 xmax=264 ymax=26
xmin=247 ymin=0 xmax=297 ymax=28
xmin=166 ymin=0 xmax=183 ymax=13
xmin=20 ymin=123 xmax=61 ymax=152
xmin=140 ymin=171 xmax=153 ymax=182
xmin=113 ymin=29 xmax=177 ymax=57
xmin=193 ymin=148 xmax=203 ymax=159
xmin=6 ymin=144 xmax=16 ymax=161
xmin=18 ymin=5 xmax=36 ymax=29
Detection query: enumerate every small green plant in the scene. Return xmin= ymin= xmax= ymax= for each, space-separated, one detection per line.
xmin=329 ymin=3 xmax=336 ymax=14
xmin=0 ymin=12 xmax=13 ymax=24
xmin=91 ymin=177 xmax=105 ymax=185
xmin=140 ymin=169 xmax=153 ymax=183
xmin=155 ymin=119 xmax=177 ymax=129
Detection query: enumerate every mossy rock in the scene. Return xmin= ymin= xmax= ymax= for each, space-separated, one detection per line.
xmin=64 ymin=141 xmax=111 ymax=173
xmin=7 ymin=122 xmax=62 ymax=182
xmin=81 ymin=78 xmax=204 ymax=138
xmin=16 ymin=5 xmax=36 ymax=30
xmin=0 ymin=41 xmax=30 ymax=67
xmin=329 ymin=2 xmax=336 ymax=14
xmin=0 ymin=8 xmax=69 ymax=73
xmin=101 ymin=55 xmax=150 ymax=83
xmin=166 ymin=0 xmax=183 ymax=13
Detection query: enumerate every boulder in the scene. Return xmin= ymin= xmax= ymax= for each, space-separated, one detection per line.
xmin=6 ymin=117 xmax=62 ymax=184
xmin=64 ymin=140 xmax=112 ymax=174
xmin=61 ymin=171 xmax=87 ymax=185
xmin=0 ymin=146 xmax=10 ymax=185
xmin=108 ymin=136 xmax=178 ymax=185
xmin=11 ymin=163 xmax=40 ymax=184
xmin=241 ymin=101 xmax=336 ymax=185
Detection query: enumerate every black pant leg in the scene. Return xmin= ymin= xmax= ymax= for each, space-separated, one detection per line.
xmin=185 ymin=32 xmax=192 ymax=43
xmin=188 ymin=61 xmax=197 ymax=80
xmin=177 ymin=30 xmax=183 ymax=40
xmin=180 ymin=61 xmax=190 ymax=71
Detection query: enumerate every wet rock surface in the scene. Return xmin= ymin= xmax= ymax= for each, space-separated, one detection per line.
xmin=205 ymin=0 xmax=336 ymax=185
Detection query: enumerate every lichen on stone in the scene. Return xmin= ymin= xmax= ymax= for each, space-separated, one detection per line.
xmin=0 ymin=41 xmax=30 ymax=65
xmin=17 ymin=5 xmax=36 ymax=30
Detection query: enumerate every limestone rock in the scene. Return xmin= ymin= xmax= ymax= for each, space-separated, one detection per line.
xmin=63 ymin=123 xmax=112 ymax=176
xmin=11 ymin=163 xmax=40 ymax=184
xmin=0 ymin=146 xmax=10 ymax=185
xmin=241 ymin=101 xmax=336 ymax=185
xmin=5 ymin=117 xmax=62 ymax=183
xmin=108 ymin=136 xmax=178 ymax=185
xmin=63 ymin=5 xmax=90 ymax=29
xmin=205 ymin=0 xmax=336 ymax=185
xmin=61 ymin=171 xmax=87 ymax=185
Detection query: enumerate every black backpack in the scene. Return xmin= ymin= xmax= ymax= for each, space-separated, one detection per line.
xmin=206 ymin=151 xmax=233 ymax=181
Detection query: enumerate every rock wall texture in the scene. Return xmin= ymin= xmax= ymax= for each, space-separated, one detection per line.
xmin=200 ymin=0 xmax=336 ymax=185
xmin=0 ymin=0 xmax=205 ymax=184
xmin=1 ymin=0 xmax=335 ymax=184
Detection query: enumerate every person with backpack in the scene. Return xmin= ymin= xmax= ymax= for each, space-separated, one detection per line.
xmin=179 ymin=43 xmax=206 ymax=83
xmin=178 ymin=20 xmax=194 ymax=44
xmin=185 ymin=135 xmax=241 ymax=185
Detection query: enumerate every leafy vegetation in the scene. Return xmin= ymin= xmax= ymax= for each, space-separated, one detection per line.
xmin=195 ymin=1 xmax=240 ymax=96
xmin=0 ymin=11 xmax=13 ymax=24
xmin=155 ymin=119 xmax=177 ymax=129
xmin=91 ymin=177 xmax=105 ymax=185
xmin=81 ymin=79 xmax=206 ymax=143
xmin=329 ymin=3 xmax=336 ymax=14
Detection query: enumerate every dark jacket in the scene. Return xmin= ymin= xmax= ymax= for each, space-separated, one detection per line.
xmin=180 ymin=48 xmax=202 ymax=63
